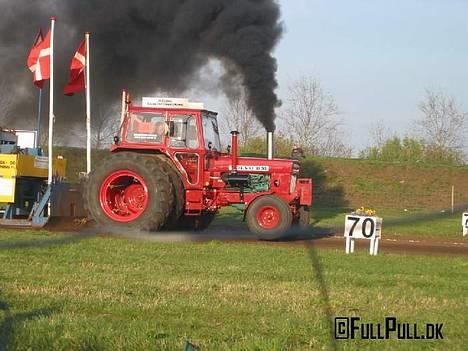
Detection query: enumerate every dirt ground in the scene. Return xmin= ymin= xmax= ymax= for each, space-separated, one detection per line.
xmin=8 ymin=217 xmax=463 ymax=257
xmin=39 ymin=219 xmax=467 ymax=257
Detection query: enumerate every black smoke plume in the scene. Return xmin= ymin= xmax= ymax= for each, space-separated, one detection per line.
xmin=0 ymin=0 xmax=282 ymax=135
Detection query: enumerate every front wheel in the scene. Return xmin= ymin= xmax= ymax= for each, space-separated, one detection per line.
xmin=246 ymin=195 xmax=293 ymax=241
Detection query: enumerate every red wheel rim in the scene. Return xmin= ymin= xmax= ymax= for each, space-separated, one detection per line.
xmin=256 ymin=205 xmax=281 ymax=230
xmin=99 ymin=170 xmax=149 ymax=222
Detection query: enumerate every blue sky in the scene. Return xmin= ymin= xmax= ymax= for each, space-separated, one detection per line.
xmin=274 ymin=0 xmax=468 ymax=151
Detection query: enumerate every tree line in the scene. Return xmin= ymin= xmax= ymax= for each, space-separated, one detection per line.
xmin=222 ymin=76 xmax=467 ymax=165
xmin=8 ymin=74 xmax=464 ymax=166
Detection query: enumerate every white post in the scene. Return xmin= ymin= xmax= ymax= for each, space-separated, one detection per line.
xmin=451 ymin=185 xmax=454 ymax=214
xmin=85 ymin=32 xmax=91 ymax=174
xmin=369 ymin=238 xmax=375 ymax=255
xmin=350 ymin=238 xmax=355 ymax=253
xmin=48 ymin=17 xmax=56 ymax=186
xmin=373 ymin=238 xmax=380 ymax=255
xmin=345 ymin=237 xmax=351 ymax=254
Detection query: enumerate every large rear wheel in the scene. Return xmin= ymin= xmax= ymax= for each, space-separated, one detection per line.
xmin=153 ymin=155 xmax=185 ymax=229
xmin=84 ymin=152 xmax=173 ymax=231
xmin=246 ymin=195 xmax=292 ymax=240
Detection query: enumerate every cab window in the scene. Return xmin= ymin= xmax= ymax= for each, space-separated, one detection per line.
xmin=202 ymin=114 xmax=221 ymax=151
xmin=127 ymin=112 xmax=166 ymax=143
xmin=170 ymin=115 xmax=199 ymax=149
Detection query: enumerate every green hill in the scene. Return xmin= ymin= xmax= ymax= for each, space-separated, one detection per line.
xmin=301 ymin=158 xmax=468 ymax=210
xmin=54 ymin=147 xmax=468 ymax=210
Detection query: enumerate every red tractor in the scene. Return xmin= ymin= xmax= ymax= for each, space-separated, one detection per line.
xmin=84 ymin=92 xmax=313 ymax=240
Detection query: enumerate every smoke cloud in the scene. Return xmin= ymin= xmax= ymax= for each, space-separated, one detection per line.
xmin=0 ymin=0 xmax=282 ymax=134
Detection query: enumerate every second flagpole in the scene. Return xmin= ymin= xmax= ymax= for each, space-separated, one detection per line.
xmin=48 ymin=17 xmax=56 ymax=186
xmin=85 ymin=32 xmax=91 ymax=174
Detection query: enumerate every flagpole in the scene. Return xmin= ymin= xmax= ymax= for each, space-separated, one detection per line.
xmin=36 ymin=89 xmax=42 ymax=149
xmin=85 ymin=32 xmax=91 ymax=174
xmin=48 ymin=17 xmax=56 ymax=186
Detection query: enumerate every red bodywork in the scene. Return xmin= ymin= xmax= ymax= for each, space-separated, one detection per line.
xmin=111 ymin=97 xmax=313 ymax=219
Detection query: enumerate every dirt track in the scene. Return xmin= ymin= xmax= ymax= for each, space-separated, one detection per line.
xmin=270 ymin=235 xmax=468 ymax=257
xmin=39 ymin=219 xmax=468 ymax=257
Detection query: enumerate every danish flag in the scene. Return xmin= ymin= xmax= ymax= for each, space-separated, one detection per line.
xmin=27 ymin=29 xmax=51 ymax=89
xmin=64 ymin=40 xmax=86 ymax=96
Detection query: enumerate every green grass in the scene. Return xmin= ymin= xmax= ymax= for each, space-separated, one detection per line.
xmin=0 ymin=230 xmax=466 ymax=350
xmin=311 ymin=207 xmax=466 ymax=238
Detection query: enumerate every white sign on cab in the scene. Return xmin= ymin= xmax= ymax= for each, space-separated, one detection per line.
xmin=344 ymin=215 xmax=382 ymax=255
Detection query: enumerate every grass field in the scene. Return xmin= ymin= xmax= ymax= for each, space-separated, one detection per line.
xmin=0 ymin=230 xmax=466 ymax=350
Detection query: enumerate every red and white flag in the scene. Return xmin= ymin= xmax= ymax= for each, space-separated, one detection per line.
xmin=64 ymin=40 xmax=86 ymax=96
xmin=27 ymin=29 xmax=51 ymax=88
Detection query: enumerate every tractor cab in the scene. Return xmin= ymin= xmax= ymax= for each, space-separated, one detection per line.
xmin=115 ymin=94 xmax=223 ymax=187
xmin=118 ymin=95 xmax=220 ymax=152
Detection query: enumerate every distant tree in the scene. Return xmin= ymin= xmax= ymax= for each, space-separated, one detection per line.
xmin=360 ymin=136 xmax=464 ymax=165
xmin=369 ymin=120 xmax=393 ymax=149
xmin=0 ymin=81 xmax=14 ymax=123
xmin=240 ymin=133 xmax=294 ymax=158
xmin=281 ymin=76 xmax=351 ymax=157
xmin=39 ymin=127 xmax=81 ymax=149
xmin=361 ymin=136 xmax=422 ymax=162
xmin=416 ymin=90 xmax=467 ymax=152
xmin=92 ymin=104 xmax=119 ymax=149
xmin=221 ymin=89 xmax=262 ymax=147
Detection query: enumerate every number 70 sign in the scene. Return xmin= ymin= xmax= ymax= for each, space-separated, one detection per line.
xmin=344 ymin=215 xmax=382 ymax=239
xmin=344 ymin=215 xmax=383 ymax=255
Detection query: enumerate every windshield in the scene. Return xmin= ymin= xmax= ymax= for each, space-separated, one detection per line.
xmin=126 ymin=112 xmax=166 ymax=144
xmin=202 ymin=114 xmax=221 ymax=151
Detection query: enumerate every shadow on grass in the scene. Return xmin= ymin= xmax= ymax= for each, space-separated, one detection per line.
xmin=300 ymin=159 xmax=348 ymax=209
xmin=305 ymin=245 xmax=338 ymax=351
xmin=0 ymin=293 xmax=59 ymax=351
xmin=384 ymin=203 xmax=468 ymax=227
xmin=0 ymin=232 xmax=96 ymax=251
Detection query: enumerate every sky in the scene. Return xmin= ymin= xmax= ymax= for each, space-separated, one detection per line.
xmin=273 ymin=0 xmax=468 ymax=152
xmin=7 ymin=0 xmax=467 ymax=153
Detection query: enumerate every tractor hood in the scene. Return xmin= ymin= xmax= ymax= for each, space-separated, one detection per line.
xmin=212 ymin=155 xmax=301 ymax=175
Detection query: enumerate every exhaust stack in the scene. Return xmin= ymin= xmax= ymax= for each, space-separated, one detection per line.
xmin=120 ymin=90 xmax=127 ymax=125
xmin=231 ymin=131 xmax=240 ymax=171
xmin=267 ymin=131 xmax=274 ymax=160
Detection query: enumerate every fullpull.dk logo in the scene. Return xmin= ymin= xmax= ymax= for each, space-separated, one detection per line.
xmin=334 ymin=317 xmax=444 ymax=340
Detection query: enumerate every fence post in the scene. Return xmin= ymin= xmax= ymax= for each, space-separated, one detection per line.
xmin=451 ymin=185 xmax=454 ymax=214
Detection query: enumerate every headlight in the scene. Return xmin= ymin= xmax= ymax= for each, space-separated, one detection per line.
xmin=290 ymin=175 xmax=297 ymax=194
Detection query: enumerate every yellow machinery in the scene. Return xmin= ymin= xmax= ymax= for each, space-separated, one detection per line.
xmin=0 ymin=154 xmax=66 ymax=202
xmin=0 ymin=129 xmax=85 ymax=227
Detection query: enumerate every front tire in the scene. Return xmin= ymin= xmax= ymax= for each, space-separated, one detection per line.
xmin=246 ymin=195 xmax=293 ymax=240
xmin=84 ymin=152 xmax=173 ymax=231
